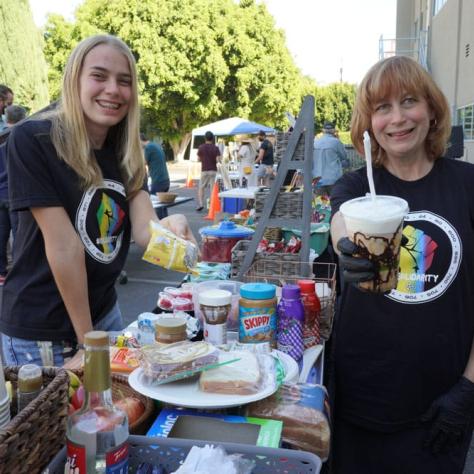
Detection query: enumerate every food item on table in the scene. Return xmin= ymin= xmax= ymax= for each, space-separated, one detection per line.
xmin=140 ymin=341 xmax=218 ymax=384
xmin=157 ymin=292 xmax=174 ymax=311
xmin=67 ymin=331 xmax=129 ymax=473
xmin=143 ymin=221 xmax=198 ymax=273
xmin=246 ymin=383 xmax=331 ymax=460
xmin=199 ymin=289 xmax=232 ymax=346
xmin=172 ymin=297 xmax=193 ymax=312
xmin=199 ymin=350 xmax=261 ymax=395
xmin=155 ymin=318 xmax=187 ymax=344
xmin=110 ymin=347 xmax=141 ymax=373
xmin=71 ymin=385 xmax=85 ymax=410
xmin=113 ymin=397 xmax=145 ymax=426
xmin=67 ymin=370 xmax=82 ymax=390
xmin=339 ymin=195 xmax=408 ymax=292
xmin=239 ymin=283 xmax=277 ymax=347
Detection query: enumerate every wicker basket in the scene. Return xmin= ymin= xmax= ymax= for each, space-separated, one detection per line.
xmin=156 ymin=192 xmax=177 ymax=204
xmin=273 ymin=131 xmax=306 ymax=164
xmin=0 ymin=367 xmax=69 ymax=474
xmin=72 ymin=369 xmax=156 ymax=435
xmin=263 ymin=226 xmax=282 ymax=241
xmin=255 ymin=189 xmax=304 ymax=219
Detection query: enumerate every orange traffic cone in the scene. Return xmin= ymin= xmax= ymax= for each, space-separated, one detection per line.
xmin=204 ymin=182 xmax=221 ymax=220
xmin=185 ymin=163 xmax=194 ymax=188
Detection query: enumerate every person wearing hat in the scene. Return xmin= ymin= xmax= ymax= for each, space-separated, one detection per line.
xmin=236 ymin=135 xmax=257 ymax=187
xmin=313 ymin=121 xmax=348 ymax=196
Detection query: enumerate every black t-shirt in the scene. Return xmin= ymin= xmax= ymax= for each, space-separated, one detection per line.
xmin=0 ymin=119 xmax=132 ymax=341
xmin=197 ymin=143 xmax=220 ymax=172
xmin=331 ymin=158 xmax=474 ymax=431
xmin=259 ymin=139 xmax=274 ymax=165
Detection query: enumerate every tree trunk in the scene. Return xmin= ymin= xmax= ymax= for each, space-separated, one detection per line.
xmin=170 ymin=133 xmax=192 ymax=162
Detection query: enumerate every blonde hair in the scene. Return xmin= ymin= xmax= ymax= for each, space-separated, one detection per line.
xmin=48 ymin=34 xmax=145 ymax=196
xmin=351 ymin=56 xmax=451 ymax=166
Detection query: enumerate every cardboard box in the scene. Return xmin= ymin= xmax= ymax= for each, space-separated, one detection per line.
xmin=147 ymin=408 xmax=282 ymax=448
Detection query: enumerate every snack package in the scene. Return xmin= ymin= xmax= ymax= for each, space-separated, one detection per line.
xmin=143 ymin=221 xmax=198 ymax=273
xmin=110 ymin=346 xmax=141 ymax=373
xmin=246 ymin=383 xmax=331 ymax=460
xmin=140 ymin=341 xmax=219 ymax=385
xmin=199 ymin=348 xmax=276 ymax=396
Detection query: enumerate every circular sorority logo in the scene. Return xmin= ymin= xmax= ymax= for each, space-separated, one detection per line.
xmin=387 ymin=211 xmax=461 ymax=304
xmin=76 ymin=180 xmax=126 ymax=263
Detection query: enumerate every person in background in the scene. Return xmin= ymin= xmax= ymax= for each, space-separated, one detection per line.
xmin=0 ymin=34 xmax=196 ymax=367
xmin=329 ymin=56 xmax=474 ymax=473
xmin=236 ymin=135 xmax=257 ymax=187
xmin=255 ymin=130 xmax=274 ymax=186
xmin=0 ymin=105 xmax=26 ymax=285
xmin=140 ymin=132 xmax=170 ymax=219
xmin=312 ymin=121 xmax=348 ymax=196
xmin=196 ymin=130 xmax=221 ymax=212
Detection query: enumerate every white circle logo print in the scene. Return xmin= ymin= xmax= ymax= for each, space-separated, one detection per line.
xmin=76 ymin=180 xmax=126 ymax=263
xmin=387 ymin=211 xmax=461 ymax=304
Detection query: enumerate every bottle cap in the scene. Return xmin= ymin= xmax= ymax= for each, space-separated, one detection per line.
xmin=281 ymin=284 xmax=301 ymax=299
xmin=155 ymin=318 xmax=187 ymax=335
xmin=240 ymin=283 xmax=276 ymax=300
xmin=84 ymin=331 xmax=109 ymax=347
xmin=199 ymin=289 xmax=232 ymax=306
xmin=297 ymin=280 xmax=316 ymax=294
xmin=18 ymin=364 xmax=43 ymax=392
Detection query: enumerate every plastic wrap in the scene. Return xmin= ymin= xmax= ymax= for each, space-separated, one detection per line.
xmin=246 ymin=383 xmax=331 ymax=460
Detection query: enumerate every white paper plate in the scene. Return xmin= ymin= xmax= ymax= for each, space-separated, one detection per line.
xmin=128 ymin=367 xmax=278 ymax=409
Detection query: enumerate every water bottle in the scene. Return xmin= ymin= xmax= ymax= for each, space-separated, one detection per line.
xmin=277 ymin=284 xmax=305 ymax=362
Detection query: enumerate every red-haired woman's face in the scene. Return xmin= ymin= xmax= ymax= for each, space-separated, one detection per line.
xmin=79 ymin=44 xmax=132 ymax=145
xmin=371 ymin=92 xmax=433 ymax=162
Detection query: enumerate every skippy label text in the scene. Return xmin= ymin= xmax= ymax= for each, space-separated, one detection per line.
xmin=238 ymin=307 xmax=277 ymax=343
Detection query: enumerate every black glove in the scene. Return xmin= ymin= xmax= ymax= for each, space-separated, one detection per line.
xmin=336 ymin=237 xmax=375 ymax=284
xmin=421 ymin=376 xmax=474 ymax=453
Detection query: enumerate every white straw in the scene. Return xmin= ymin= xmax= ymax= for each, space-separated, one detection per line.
xmin=363 ymin=131 xmax=377 ymax=202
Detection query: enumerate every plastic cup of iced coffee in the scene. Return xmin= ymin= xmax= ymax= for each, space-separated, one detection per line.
xmin=340 ymin=195 xmax=409 ymax=293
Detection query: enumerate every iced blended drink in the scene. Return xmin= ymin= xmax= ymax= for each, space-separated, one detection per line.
xmin=340 ymin=195 xmax=409 ymax=293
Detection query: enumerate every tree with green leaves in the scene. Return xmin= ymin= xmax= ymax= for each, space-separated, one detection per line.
xmin=0 ymin=0 xmax=49 ymax=113
xmin=42 ymin=0 xmax=303 ymax=160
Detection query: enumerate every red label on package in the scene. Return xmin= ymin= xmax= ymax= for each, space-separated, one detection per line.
xmin=66 ymin=439 xmax=87 ymax=473
xmin=106 ymin=441 xmax=129 ymax=474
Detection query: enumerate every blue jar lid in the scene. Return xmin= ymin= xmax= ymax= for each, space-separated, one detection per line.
xmin=240 ymin=283 xmax=276 ymax=300
xmin=199 ymin=220 xmax=255 ymax=238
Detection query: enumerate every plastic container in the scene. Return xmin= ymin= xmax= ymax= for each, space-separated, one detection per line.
xmin=239 ymin=283 xmax=277 ymax=347
xmin=199 ymin=289 xmax=232 ymax=345
xmin=137 ymin=312 xmax=161 ymax=345
xmin=199 ymin=220 xmax=254 ymax=263
xmin=282 ymin=223 xmax=330 ymax=256
xmin=193 ymin=280 xmax=244 ymax=331
xmin=155 ymin=318 xmax=187 ymax=344
xmin=46 ymin=435 xmax=322 ymax=474
xmin=298 ymin=280 xmax=321 ymax=348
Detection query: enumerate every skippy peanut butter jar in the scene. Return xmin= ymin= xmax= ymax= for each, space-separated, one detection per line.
xmin=238 ymin=283 xmax=277 ymax=346
xmin=340 ymin=195 xmax=409 ymax=293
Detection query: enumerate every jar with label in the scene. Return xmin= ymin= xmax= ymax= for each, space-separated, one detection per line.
xmin=155 ymin=318 xmax=187 ymax=344
xmin=297 ymin=280 xmax=321 ymax=348
xmin=199 ymin=289 xmax=232 ymax=345
xmin=239 ymin=283 xmax=277 ymax=347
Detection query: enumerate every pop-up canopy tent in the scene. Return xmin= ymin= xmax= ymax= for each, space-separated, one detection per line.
xmin=192 ymin=117 xmax=275 ymax=136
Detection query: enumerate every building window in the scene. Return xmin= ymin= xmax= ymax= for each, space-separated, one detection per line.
xmin=434 ymin=0 xmax=448 ymax=15
xmin=458 ymin=105 xmax=474 ymax=140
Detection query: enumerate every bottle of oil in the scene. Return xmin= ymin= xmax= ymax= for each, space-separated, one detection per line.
xmin=66 ymin=331 xmax=129 ymax=473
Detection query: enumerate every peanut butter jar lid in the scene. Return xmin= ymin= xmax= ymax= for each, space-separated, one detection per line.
xmin=155 ymin=318 xmax=187 ymax=335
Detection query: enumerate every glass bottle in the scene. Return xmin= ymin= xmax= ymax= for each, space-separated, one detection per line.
xmin=66 ymin=331 xmax=129 ymax=474
xmin=297 ymin=280 xmax=321 ymax=348
xmin=17 ymin=363 xmax=43 ymax=412
xmin=277 ymin=284 xmax=305 ymax=362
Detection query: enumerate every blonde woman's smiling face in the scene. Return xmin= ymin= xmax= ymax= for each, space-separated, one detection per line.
xmin=79 ymin=43 xmax=132 ymax=146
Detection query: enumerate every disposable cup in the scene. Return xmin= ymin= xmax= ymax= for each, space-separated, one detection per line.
xmin=340 ymin=195 xmax=409 ymax=293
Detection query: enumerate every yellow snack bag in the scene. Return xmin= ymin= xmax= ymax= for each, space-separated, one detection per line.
xmin=143 ymin=221 xmax=198 ymax=273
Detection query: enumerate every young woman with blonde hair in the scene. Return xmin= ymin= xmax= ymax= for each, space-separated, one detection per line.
xmin=0 ymin=35 xmax=195 ymax=366
xmin=330 ymin=56 xmax=474 ymax=473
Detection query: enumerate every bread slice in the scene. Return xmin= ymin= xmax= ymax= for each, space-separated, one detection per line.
xmin=199 ymin=351 xmax=261 ymax=395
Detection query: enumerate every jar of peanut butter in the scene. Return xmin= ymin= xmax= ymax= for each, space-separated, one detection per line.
xmin=155 ymin=318 xmax=187 ymax=344
xmin=238 ymin=283 xmax=277 ymax=346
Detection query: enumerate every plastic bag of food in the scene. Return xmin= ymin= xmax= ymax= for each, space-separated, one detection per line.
xmin=246 ymin=383 xmax=331 ymax=460
xmin=143 ymin=221 xmax=198 ymax=273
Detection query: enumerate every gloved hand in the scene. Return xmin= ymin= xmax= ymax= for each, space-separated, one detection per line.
xmin=336 ymin=237 xmax=375 ymax=284
xmin=421 ymin=376 xmax=474 ymax=453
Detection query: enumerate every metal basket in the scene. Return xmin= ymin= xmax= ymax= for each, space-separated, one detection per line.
xmin=242 ymin=259 xmax=337 ymax=342
xmin=274 ymin=131 xmax=306 ymax=164
xmin=254 ymin=189 xmax=304 ymax=219
xmin=45 ymin=435 xmax=322 ymax=473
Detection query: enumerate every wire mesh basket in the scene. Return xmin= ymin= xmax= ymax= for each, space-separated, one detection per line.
xmin=242 ymin=259 xmax=337 ymax=341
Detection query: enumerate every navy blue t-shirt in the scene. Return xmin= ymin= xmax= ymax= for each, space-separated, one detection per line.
xmin=331 ymin=158 xmax=474 ymax=431
xmin=0 ymin=119 xmax=132 ymax=341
